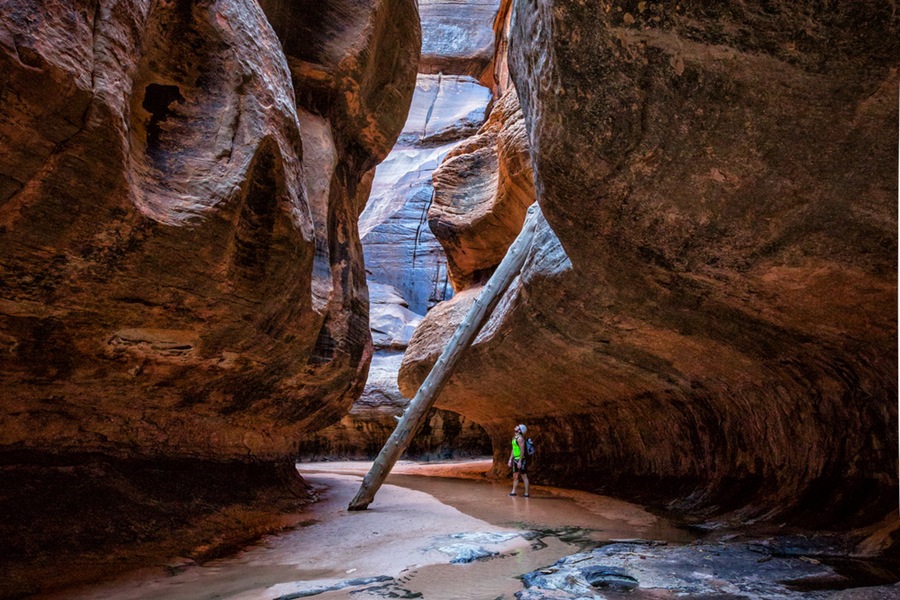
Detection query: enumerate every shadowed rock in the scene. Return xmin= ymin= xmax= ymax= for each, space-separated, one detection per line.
xmin=0 ymin=0 xmax=418 ymax=461
xmin=401 ymin=0 xmax=898 ymax=530
xmin=0 ymin=0 xmax=419 ymax=594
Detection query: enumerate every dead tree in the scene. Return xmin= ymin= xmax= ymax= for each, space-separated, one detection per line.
xmin=348 ymin=203 xmax=542 ymax=510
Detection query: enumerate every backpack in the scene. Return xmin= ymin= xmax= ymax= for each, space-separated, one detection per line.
xmin=525 ymin=438 xmax=536 ymax=456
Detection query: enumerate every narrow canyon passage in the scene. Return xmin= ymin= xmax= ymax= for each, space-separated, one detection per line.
xmin=39 ymin=461 xmax=691 ymax=600
xmin=1 ymin=0 xmax=896 ymax=599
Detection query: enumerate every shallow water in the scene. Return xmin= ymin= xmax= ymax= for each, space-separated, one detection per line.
xmin=382 ymin=471 xmax=691 ymax=543
xmin=312 ymin=536 xmax=576 ymax=600
xmin=299 ymin=461 xmax=694 ymax=600
xmin=46 ymin=460 xmax=693 ymax=600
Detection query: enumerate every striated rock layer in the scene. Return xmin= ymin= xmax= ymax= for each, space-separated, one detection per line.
xmin=360 ymin=74 xmax=492 ymax=314
xmin=429 ymin=87 xmax=533 ymax=289
xmin=418 ymin=0 xmax=501 ymax=84
xmin=401 ymin=0 xmax=898 ymax=532
xmin=333 ymin=1 xmax=502 ymax=463
xmin=0 ymin=0 xmax=418 ymax=593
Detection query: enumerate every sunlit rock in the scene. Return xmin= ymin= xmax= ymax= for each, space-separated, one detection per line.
xmin=429 ymin=88 xmax=533 ymax=289
xmin=419 ymin=0 xmax=501 ymax=82
xmin=369 ymin=281 xmax=423 ymax=350
xmin=360 ymin=74 xmax=492 ymax=313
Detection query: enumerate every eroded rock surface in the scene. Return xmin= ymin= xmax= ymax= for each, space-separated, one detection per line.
xmin=1 ymin=0 xmax=417 ymax=462
xmin=360 ymin=74 xmax=493 ymax=314
xmin=401 ymin=0 xmax=898 ymax=530
xmin=419 ymin=0 xmax=501 ymax=83
xmin=429 ymin=87 xmax=533 ymax=289
xmin=0 ymin=0 xmax=419 ymax=594
xmin=331 ymin=2 xmax=501 ymax=462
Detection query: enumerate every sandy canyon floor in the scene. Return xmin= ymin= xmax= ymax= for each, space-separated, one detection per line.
xmin=35 ymin=460 xmax=900 ymax=600
xmin=37 ymin=459 xmax=691 ymax=600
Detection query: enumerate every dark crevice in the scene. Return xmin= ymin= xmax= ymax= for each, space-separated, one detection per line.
xmin=142 ymin=83 xmax=185 ymax=157
xmin=232 ymin=141 xmax=282 ymax=278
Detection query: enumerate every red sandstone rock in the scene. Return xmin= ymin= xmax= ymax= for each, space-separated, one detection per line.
xmin=401 ymin=1 xmax=899 ymax=527
xmin=1 ymin=0 xmax=419 ymax=593
xmin=0 ymin=0 xmax=418 ymax=461
xmin=429 ymin=88 xmax=533 ymax=289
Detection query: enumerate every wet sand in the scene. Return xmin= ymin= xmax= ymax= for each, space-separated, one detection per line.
xmin=41 ymin=460 xmax=692 ymax=600
xmin=304 ymin=460 xmax=691 ymax=544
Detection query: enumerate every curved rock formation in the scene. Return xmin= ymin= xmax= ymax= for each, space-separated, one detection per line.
xmin=360 ymin=73 xmax=492 ymax=313
xmin=334 ymin=2 xmax=502 ymax=466
xmin=429 ymin=87 xmax=533 ymax=289
xmin=419 ymin=0 xmax=501 ymax=84
xmin=401 ymin=0 xmax=898 ymax=530
xmin=0 ymin=0 xmax=418 ymax=592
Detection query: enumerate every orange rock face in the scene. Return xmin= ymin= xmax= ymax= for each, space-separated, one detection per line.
xmin=430 ymin=88 xmax=533 ymax=289
xmin=0 ymin=0 xmax=418 ymax=461
xmin=402 ymin=1 xmax=898 ymax=527
xmin=0 ymin=0 xmax=418 ymax=590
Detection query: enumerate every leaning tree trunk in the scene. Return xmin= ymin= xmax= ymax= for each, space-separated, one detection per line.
xmin=348 ymin=204 xmax=542 ymax=510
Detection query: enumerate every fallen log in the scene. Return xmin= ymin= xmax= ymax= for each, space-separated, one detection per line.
xmin=348 ymin=203 xmax=542 ymax=510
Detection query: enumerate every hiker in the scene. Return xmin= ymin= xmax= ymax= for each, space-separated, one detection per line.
xmin=508 ymin=424 xmax=530 ymax=497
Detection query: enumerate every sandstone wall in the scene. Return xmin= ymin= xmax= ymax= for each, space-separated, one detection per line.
xmin=312 ymin=0 xmax=502 ymax=462
xmin=0 ymin=0 xmax=419 ymax=592
xmin=0 ymin=0 xmax=418 ymax=462
xmin=401 ymin=0 xmax=898 ymax=529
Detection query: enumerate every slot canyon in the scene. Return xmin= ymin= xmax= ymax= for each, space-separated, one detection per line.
xmin=0 ymin=0 xmax=897 ymax=598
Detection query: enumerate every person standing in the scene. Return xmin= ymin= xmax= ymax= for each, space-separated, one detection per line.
xmin=508 ymin=424 xmax=530 ymax=497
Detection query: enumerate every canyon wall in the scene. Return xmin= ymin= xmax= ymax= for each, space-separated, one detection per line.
xmin=401 ymin=0 xmax=898 ymax=530
xmin=0 ymin=0 xmax=418 ymax=462
xmin=0 ymin=0 xmax=418 ymax=592
xmin=359 ymin=0 xmax=501 ymax=314
xmin=303 ymin=0 xmax=501 ymax=460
